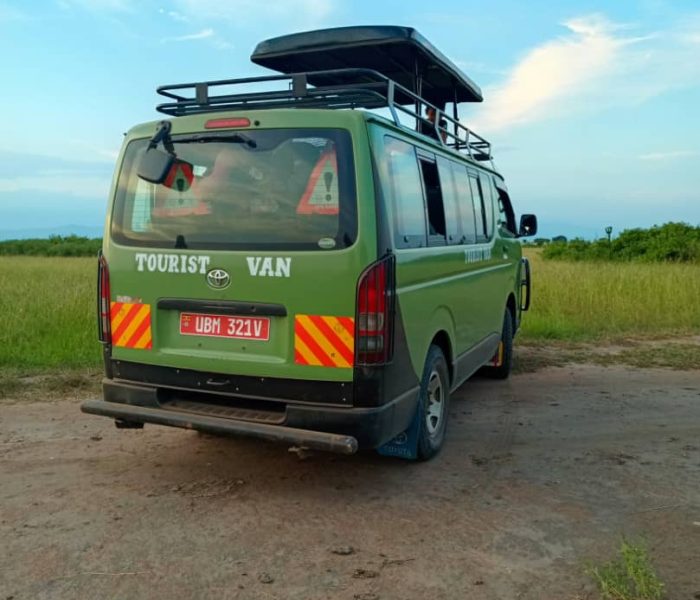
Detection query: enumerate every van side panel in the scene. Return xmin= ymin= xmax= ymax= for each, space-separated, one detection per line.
xmin=369 ymin=124 xmax=518 ymax=381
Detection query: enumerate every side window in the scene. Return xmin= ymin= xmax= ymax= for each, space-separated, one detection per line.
xmin=479 ymin=173 xmax=495 ymax=239
xmin=451 ymin=162 xmax=476 ymax=244
xmin=468 ymin=173 xmax=487 ymax=242
xmin=436 ymin=158 xmax=463 ymax=245
xmin=383 ymin=137 xmax=427 ymax=248
xmin=496 ymin=185 xmax=517 ymax=236
xmin=131 ymin=179 xmax=154 ymax=233
xmin=418 ymin=156 xmax=446 ymax=246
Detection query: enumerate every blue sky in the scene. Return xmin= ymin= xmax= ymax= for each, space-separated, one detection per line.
xmin=0 ymin=0 xmax=698 ymax=239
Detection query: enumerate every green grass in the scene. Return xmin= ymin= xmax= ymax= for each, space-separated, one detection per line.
xmin=586 ymin=539 xmax=665 ymax=600
xmin=0 ymin=253 xmax=698 ymax=374
xmin=0 ymin=256 xmax=100 ymax=368
xmin=520 ymin=249 xmax=700 ymax=342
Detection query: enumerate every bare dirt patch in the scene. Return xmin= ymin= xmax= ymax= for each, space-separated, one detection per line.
xmin=2 ymin=337 xmax=698 ymax=405
xmin=0 ymin=367 xmax=101 ymax=403
xmin=515 ymin=335 xmax=700 ymax=373
xmin=1 ymin=364 xmax=699 ymax=599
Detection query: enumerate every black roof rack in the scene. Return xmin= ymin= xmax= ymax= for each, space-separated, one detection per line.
xmin=251 ymin=25 xmax=482 ymax=106
xmin=155 ymin=26 xmax=492 ymax=162
xmin=156 ymin=68 xmax=492 ymax=162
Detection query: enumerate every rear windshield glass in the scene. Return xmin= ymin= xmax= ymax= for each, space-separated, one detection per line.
xmin=111 ymin=128 xmax=356 ymax=250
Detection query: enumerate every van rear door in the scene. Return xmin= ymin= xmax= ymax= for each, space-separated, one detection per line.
xmin=105 ymin=125 xmax=373 ymax=384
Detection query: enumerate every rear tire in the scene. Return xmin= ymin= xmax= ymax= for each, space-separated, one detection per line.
xmin=416 ymin=345 xmax=450 ymax=461
xmin=482 ymin=308 xmax=514 ymax=380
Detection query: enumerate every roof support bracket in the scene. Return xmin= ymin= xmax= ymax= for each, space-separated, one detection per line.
xmin=292 ymin=74 xmax=308 ymax=97
xmin=195 ymin=83 xmax=209 ymax=106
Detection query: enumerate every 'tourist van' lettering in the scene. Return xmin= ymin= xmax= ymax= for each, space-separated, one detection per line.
xmin=134 ymin=253 xmax=211 ymax=274
xmin=246 ymin=256 xmax=292 ymax=278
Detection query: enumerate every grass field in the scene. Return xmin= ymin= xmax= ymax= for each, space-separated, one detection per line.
xmin=519 ymin=249 xmax=700 ymax=342
xmin=0 ymin=253 xmax=699 ymax=375
xmin=0 ymin=257 xmax=99 ymax=369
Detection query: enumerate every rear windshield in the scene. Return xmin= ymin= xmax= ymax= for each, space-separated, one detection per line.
xmin=111 ymin=128 xmax=356 ymax=250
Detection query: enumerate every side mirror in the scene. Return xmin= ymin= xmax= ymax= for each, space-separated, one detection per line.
xmin=137 ymin=148 xmax=175 ymax=184
xmin=519 ymin=214 xmax=538 ymax=237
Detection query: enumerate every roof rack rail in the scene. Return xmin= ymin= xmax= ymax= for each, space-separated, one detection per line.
xmin=156 ymin=68 xmax=492 ymax=163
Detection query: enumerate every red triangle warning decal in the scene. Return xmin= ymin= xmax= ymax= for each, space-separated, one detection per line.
xmin=163 ymin=160 xmax=194 ymax=191
xmin=296 ymin=150 xmax=339 ymax=215
xmin=154 ymin=160 xmax=210 ymax=217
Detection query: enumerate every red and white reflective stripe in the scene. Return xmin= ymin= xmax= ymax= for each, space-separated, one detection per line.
xmin=294 ymin=315 xmax=355 ymax=368
xmin=110 ymin=302 xmax=152 ymax=349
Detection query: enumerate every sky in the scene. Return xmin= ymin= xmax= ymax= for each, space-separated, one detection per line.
xmin=0 ymin=0 xmax=698 ymax=239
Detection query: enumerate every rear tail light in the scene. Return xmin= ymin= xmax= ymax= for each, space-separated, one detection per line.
xmin=97 ymin=252 xmax=111 ymax=343
xmin=355 ymin=255 xmax=395 ymax=366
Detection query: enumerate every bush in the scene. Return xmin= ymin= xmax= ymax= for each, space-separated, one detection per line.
xmin=586 ymin=538 xmax=664 ymax=600
xmin=542 ymin=222 xmax=700 ymax=263
xmin=0 ymin=235 xmax=102 ymax=257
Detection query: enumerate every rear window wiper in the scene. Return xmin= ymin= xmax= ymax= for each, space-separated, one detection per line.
xmin=173 ymin=133 xmax=257 ymax=148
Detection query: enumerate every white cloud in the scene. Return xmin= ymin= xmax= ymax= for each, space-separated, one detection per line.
xmin=173 ymin=0 xmax=334 ymax=29
xmin=0 ymin=174 xmax=109 ymax=198
xmin=58 ymin=0 xmax=335 ymax=29
xmin=162 ymin=28 xmax=214 ymax=43
xmin=0 ymin=3 xmax=28 ymax=21
xmin=454 ymin=59 xmax=507 ymax=78
xmin=158 ymin=0 xmax=335 ymax=51
xmin=470 ymin=13 xmax=700 ymax=133
xmin=212 ymin=39 xmax=234 ymax=51
xmin=158 ymin=8 xmax=188 ymax=22
xmin=58 ymin=0 xmax=133 ymax=11
xmin=638 ymin=150 xmax=697 ymax=161
xmin=63 ymin=141 xmax=120 ymax=164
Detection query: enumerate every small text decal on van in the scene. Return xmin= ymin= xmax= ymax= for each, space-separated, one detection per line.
xmin=246 ymin=256 xmax=292 ymax=278
xmin=135 ymin=253 xmax=211 ymax=274
xmin=464 ymin=248 xmax=492 ymax=264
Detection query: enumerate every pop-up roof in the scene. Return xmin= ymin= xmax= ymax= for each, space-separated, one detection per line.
xmin=250 ymin=25 xmax=483 ymax=106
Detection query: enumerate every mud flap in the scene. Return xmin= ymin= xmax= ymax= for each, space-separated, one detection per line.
xmin=490 ymin=341 xmax=504 ymax=367
xmin=376 ymin=400 xmax=421 ymax=460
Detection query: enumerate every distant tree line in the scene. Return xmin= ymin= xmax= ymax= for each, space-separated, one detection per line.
xmin=525 ymin=236 xmax=567 ymax=246
xmin=0 ymin=235 xmax=102 ymax=257
xmin=541 ymin=222 xmax=700 ymax=263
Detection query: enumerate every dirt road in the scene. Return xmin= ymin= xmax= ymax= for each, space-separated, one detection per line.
xmin=1 ymin=364 xmax=699 ymax=600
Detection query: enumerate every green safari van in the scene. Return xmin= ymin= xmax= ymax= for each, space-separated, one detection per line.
xmin=81 ymin=26 xmax=537 ymax=460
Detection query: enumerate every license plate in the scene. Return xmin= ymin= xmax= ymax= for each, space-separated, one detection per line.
xmin=179 ymin=313 xmax=270 ymax=341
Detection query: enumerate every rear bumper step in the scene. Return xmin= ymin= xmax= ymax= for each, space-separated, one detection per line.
xmin=81 ymin=399 xmax=358 ymax=455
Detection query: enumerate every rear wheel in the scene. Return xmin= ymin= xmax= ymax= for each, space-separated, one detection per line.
xmin=482 ymin=308 xmax=514 ymax=380
xmin=416 ymin=345 xmax=450 ymax=461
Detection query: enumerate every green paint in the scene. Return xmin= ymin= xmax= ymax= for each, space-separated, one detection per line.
xmin=103 ymin=108 xmax=525 ymax=385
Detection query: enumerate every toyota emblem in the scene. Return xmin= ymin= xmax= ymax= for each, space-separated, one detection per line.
xmin=206 ymin=268 xmax=230 ymax=289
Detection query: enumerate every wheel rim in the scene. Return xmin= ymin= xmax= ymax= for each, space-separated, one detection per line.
xmin=425 ymin=370 xmax=444 ymax=436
